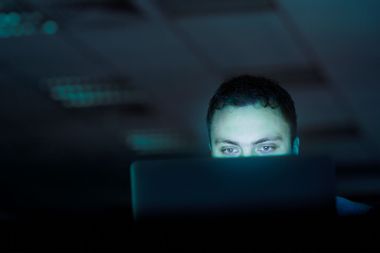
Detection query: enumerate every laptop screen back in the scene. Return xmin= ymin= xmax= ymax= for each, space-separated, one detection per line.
xmin=130 ymin=156 xmax=335 ymax=221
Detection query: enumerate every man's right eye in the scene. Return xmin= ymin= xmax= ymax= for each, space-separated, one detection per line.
xmin=220 ymin=146 xmax=240 ymax=156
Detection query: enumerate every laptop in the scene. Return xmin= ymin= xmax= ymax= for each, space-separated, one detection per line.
xmin=130 ymin=156 xmax=336 ymax=221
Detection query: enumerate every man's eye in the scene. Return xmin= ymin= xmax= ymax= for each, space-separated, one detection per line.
xmin=257 ymin=145 xmax=277 ymax=153
xmin=220 ymin=147 xmax=239 ymax=155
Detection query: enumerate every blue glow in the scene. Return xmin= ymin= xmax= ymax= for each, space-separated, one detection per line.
xmin=80 ymin=92 xmax=93 ymax=105
xmin=75 ymin=92 xmax=86 ymax=106
xmin=64 ymin=85 xmax=75 ymax=93
xmin=66 ymin=92 xmax=79 ymax=101
xmin=42 ymin=20 xmax=58 ymax=35
xmin=5 ymin=12 xmax=20 ymax=25
xmin=53 ymin=86 xmax=66 ymax=99
xmin=0 ymin=27 xmax=10 ymax=38
xmin=131 ymin=135 xmax=155 ymax=148
xmin=49 ymin=78 xmax=131 ymax=107
xmin=128 ymin=132 xmax=181 ymax=153
xmin=0 ymin=12 xmax=44 ymax=38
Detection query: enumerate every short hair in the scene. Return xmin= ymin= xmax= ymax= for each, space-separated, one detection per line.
xmin=207 ymin=75 xmax=298 ymax=142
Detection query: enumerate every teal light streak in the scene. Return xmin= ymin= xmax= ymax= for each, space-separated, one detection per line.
xmin=52 ymin=86 xmax=67 ymax=100
xmin=5 ymin=12 xmax=20 ymax=25
xmin=66 ymin=92 xmax=79 ymax=101
xmin=0 ymin=26 xmax=10 ymax=38
xmin=42 ymin=20 xmax=58 ymax=35
xmin=128 ymin=133 xmax=179 ymax=152
xmin=130 ymin=135 xmax=156 ymax=149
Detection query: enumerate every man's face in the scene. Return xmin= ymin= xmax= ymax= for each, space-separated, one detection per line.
xmin=210 ymin=104 xmax=299 ymax=158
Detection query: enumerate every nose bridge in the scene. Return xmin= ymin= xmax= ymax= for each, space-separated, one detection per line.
xmin=240 ymin=145 xmax=253 ymax=157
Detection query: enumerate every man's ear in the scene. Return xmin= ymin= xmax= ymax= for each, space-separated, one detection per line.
xmin=292 ymin=137 xmax=300 ymax=155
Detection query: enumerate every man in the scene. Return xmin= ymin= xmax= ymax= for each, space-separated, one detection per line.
xmin=206 ymin=75 xmax=371 ymax=216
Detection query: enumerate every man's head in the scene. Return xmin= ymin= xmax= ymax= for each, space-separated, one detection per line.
xmin=207 ymin=75 xmax=299 ymax=158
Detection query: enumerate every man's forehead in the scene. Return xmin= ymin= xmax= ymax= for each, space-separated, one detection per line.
xmin=210 ymin=105 xmax=291 ymax=141
xmin=211 ymin=105 xmax=288 ymax=128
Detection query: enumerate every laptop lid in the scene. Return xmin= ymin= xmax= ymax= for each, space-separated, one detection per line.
xmin=130 ymin=156 xmax=335 ymax=221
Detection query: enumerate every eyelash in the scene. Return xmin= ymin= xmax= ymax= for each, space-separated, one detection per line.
xmin=220 ymin=146 xmax=239 ymax=155
xmin=257 ymin=145 xmax=277 ymax=153
xmin=220 ymin=144 xmax=278 ymax=155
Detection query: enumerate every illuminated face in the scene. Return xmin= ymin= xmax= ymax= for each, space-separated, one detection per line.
xmin=210 ymin=104 xmax=299 ymax=158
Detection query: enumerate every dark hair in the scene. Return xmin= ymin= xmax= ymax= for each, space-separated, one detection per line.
xmin=207 ymin=75 xmax=298 ymax=142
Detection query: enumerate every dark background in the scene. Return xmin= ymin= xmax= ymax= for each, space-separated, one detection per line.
xmin=0 ymin=0 xmax=380 ymax=250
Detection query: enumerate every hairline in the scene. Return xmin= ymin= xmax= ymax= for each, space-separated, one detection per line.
xmin=207 ymin=102 xmax=296 ymax=144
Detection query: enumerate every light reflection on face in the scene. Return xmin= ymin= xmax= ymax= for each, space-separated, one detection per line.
xmin=210 ymin=104 xmax=299 ymax=158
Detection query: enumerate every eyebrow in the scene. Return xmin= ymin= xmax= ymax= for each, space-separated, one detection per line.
xmin=215 ymin=136 xmax=283 ymax=146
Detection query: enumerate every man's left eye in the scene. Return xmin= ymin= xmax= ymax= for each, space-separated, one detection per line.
xmin=257 ymin=145 xmax=276 ymax=153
